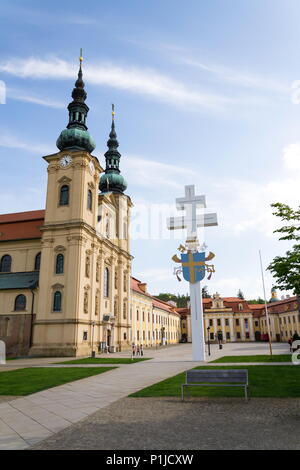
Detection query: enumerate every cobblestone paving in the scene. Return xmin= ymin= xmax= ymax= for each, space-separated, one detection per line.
xmin=31 ymin=396 xmax=300 ymax=450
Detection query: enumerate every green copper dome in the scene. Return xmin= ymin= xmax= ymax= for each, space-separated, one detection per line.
xmin=57 ymin=128 xmax=96 ymax=153
xmin=56 ymin=55 xmax=96 ymax=153
xmin=100 ymin=172 xmax=127 ymax=193
xmin=99 ymin=106 xmax=127 ymax=194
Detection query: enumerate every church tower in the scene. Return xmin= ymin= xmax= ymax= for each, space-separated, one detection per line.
xmin=30 ymin=54 xmax=132 ymax=356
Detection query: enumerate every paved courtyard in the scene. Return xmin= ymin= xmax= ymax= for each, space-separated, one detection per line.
xmin=31 ymin=396 xmax=300 ymax=450
xmin=0 ymin=342 xmax=294 ymax=450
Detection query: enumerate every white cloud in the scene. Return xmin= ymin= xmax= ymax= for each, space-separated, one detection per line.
xmin=283 ymin=143 xmax=300 ymax=171
xmin=124 ymin=155 xmax=197 ymax=190
xmin=179 ymin=57 xmax=288 ymax=94
xmin=7 ymin=87 xmax=64 ymax=109
xmin=0 ymin=56 xmax=254 ymax=111
xmin=0 ymin=132 xmax=53 ymax=155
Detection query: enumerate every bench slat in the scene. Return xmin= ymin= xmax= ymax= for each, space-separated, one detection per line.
xmin=186 ymin=370 xmax=248 ymax=384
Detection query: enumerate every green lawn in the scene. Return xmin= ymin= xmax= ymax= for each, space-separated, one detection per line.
xmin=57 ymin=357 xmax=151 ymax=365
xmin=210 ymin=354 xmax=292 ymax=363
xmin=129 ymin=365 xmax=300 ymax=398
xmin=0 ymin=367 xmax=116 ymax=395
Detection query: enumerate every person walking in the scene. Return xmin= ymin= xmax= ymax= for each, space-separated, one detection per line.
xmin=136 ymin=344 xmax=140 ymax=357
xmin=140 ymin=344 xmax=144 ymax=357
xmin=131 ymin=343 xmax=136 ymax=359
xmin=288 ymin=337 xmax=293 ymax=353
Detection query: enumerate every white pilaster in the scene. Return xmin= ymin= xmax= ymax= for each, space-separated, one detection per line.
xmin=190 ymin=281 xmax=205 ymax=361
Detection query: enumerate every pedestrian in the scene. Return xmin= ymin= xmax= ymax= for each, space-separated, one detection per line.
xmin=136 ymin=344 xmax=140 ymax=356
xmin=288 ymin=337 xmax=293 ymax=353
xmin=131 ymin=343 xmax=136 ymax=358
xmin=140 ymin=344 xmax=144 ymax=357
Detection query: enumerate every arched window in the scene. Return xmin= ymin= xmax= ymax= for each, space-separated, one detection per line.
xmin=14 ymin=294 xmax=26 ymax=311
xmin=104 ymin=267 xmax=109 ymax=298
xmin=123 ymin=302 xmax=127 ymax=320
xmin=87 ymin=189 xmax=93 ymax=211
xmin=123 ymin=273 xmax=127 ymax=292
xmin=34 ymin=252 xmax=41 ymax=271
xmin=53 ymin=291 xmax=62 ymax=312
xmin=59 ymin=185 xmax=69 ymax=206
xmin=55 ymin=254 xmax=64 ymax=274
xmin=0 ymin=255 xmax=12 ymax=272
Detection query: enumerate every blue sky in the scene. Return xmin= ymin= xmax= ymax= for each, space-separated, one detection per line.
xmin=0 ymin=0 xmax=299 ymax=299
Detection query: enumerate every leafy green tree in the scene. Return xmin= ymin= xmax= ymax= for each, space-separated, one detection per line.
xmin=268 ymin=203 xmax=300 ymax=296
xmin=237 ymin=289 xmax=245 ymax=300
xmin=202 ymin=286 xmax=211 ymax=298
xmin=247 ymin=297 xmax=265 ymax=304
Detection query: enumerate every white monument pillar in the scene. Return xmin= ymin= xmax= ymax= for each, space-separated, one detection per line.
xmin=167 ymin=185 xmax=218 ymax=362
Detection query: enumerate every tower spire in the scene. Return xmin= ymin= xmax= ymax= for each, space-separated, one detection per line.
xmin=56 ymin=50 xmax=96 ymax=153
xmin=99 ymin=105 xmax=127 ymax=194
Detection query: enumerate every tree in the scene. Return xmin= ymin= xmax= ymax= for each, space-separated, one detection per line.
xmin=267 ymin=203 xmax=300 ymax=296
xmin=202 ymin=285 xmax=211 ymax=298
xmin=237 ymin=289 xmax=245 ymax=300
xmin=247 ymin=297 xmax=265 ymax=305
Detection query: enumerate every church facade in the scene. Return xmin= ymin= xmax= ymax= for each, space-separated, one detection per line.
xmin=0 ymin=60 xmax=181 ymax=357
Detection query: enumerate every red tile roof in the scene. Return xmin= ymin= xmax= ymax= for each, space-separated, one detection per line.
xmin=131 ymin=276 xmax=179 ymax=315
xmin=0 ymin=210 xmax=45 ymax=241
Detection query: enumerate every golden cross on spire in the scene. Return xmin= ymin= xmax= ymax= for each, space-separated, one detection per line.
xmin=112 ymin=103 xmax=115 ymax=120
xmin=79 ymin=48 xmax=83 ymax=65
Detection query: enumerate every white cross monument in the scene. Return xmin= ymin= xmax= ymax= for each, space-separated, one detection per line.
xmin=167 ymin=185 xmax=218 ymax=361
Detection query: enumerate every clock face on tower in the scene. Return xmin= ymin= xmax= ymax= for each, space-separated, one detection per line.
xmin=59 ymin=155 xmax=72 ymax=168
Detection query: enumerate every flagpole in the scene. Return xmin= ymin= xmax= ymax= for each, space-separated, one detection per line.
xmin=259 ymin=250 xmax=273 ymax=356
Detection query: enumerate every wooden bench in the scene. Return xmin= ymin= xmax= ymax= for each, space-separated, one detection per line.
xmin=181 ymin=369 xmax=249 ymax=402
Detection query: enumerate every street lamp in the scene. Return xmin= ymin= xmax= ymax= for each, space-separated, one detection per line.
xmin=91 ymin=321 xmax=96 ymax=358
xmin=207 ymin=326 xmax=211 ymax=356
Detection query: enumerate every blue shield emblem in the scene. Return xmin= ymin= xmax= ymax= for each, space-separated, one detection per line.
xmin=181 ymin=251 xmax=206 ymax=284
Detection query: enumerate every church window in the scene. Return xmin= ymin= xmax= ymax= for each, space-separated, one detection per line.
xmin=56 ymin=254 xmax=64 ymax=274
xmin=53 ymin=291 xmax=62 ymax=312
xmin=123 ymin=302 xmax=126 ymax=320
xmin=136 ymin=310 xmax=139 ymax=321
xmin=104 ymin=267 xmax=109 ymax=298
xmin=83 ymin=331 xmax=88 ymax=341
xmin=225 ymin=319 xmax=229 ymax=326
xmin=34 ymin=252 xmax=41 ymax=271
xmin=124 ymin=333 xmax=127 ymax=340
xmin=59 ymin=185 xmax=69 ymax=206
xmin=87 ymin=189 xmax=93 ymax=211
xmin=14 ymin=294 xmax=26 ymax=311
xmin=123 ymin=273 xmax=127 ymax=292
xmin=0 ymin=255 xmax=12 ymax=272
xmin=236 ymin=319 xmax=239 ymax=326
xmin=115 ymin=271 xmax=118 ymax=289
xmin=217 ymin=319 xmax=221 ymax=326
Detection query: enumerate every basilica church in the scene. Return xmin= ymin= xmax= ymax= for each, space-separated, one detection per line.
xmin=0 ymin=58 xmax=181 ymax=357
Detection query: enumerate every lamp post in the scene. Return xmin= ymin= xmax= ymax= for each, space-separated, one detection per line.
xmin=91 ymin=321 xmax=96 ymax=358
xmin=207 ymin=326 xmax=211 ymax=356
